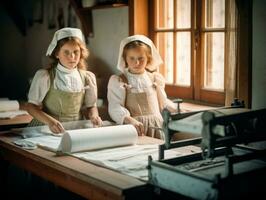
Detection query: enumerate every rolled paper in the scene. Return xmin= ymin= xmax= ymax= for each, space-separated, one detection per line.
xmin=59 ymin=124 xmax=138 ymax=153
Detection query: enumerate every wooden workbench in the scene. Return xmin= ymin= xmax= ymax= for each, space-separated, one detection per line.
xmin=0 ymin=114 xmax=32 ymax=130
xmin=0 ymin=132 xmax=164 ymax=200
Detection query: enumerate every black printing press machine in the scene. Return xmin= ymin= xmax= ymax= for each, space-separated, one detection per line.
xmin=148 ymin=100 xmax=266 ymax=200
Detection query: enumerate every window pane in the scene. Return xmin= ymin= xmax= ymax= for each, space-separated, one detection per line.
xmin=176 ymin=0 xmax=191 ymax=28
xmin=204 ymin=32 xmax=224 ymax=90
xmin=156 ymin=32 xmax=174 ymax=83
xmin=156 ymin=0 xmax=174 ymax=29
xmin=176 ymin=32 xmax=191 ymax=86
xmin=205 ymin=0 xmax=225 ymax=28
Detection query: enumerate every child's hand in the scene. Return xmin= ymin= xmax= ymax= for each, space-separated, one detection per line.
xmin=48 ymin=119 xmax=65 ymax=133
xmin=91 ymin=115 xmax=103 ymax=127
xmin=133 ymin=121 xmax=144 ymax=136
xmin=124 ymin=116 xmax=144 ymax=136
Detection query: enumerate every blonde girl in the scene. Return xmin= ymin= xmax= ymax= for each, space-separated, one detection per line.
xmin=108 ymin=35 xmax=177 ymax=139
xmin=27 ymin=28 xmax=102 ymax=133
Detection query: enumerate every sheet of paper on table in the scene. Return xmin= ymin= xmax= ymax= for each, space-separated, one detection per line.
xmin=13 ymin=121 xmax=197 ymax=181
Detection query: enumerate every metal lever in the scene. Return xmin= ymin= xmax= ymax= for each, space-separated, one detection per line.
xmin=173 ymin=98 xmax=183 ymax=114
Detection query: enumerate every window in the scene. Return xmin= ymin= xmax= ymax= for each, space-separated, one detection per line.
xmin=150 ymin=0 xmax=237 ymax=105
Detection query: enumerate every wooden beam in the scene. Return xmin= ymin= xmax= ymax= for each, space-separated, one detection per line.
xmin=128 ymin=0 xmax=149 ymax=36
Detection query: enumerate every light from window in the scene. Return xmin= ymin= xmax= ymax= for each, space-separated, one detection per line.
xmin=176 ymin=0 xmax=191 ymax=28
xmin=157 ymin=32 xmax=174 ymax=83
xmin=205 ymin=0 xmax=225 ymax=28
xmin=157 ymin=0 xmax=174 ymax=29
xmin=204 ymin=33 xmax=224 ymax=90
xmin=176 ymin=32 xmax=191 ymax=86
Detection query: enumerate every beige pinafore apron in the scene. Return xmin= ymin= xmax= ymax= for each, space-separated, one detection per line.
xmin=28 ymin=67 xmax=86 ymax=126
xmin=120 ymin=73 xmax=164 ymax=139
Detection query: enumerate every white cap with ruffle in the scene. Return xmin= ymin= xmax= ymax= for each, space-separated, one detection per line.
xmin=46 ymin=27 xmax=85 ymax=56
xmin=117 ymin=35 xmax=163 ymax=73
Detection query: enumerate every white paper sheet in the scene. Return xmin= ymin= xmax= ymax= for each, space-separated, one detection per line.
xmin=0 ymin=110 xmax=28 ymax=119
xmin=14 ymin=135 xmax=61 ymax=152
xmin=168 ymin=112 xmax=225 ymax=136
xmin=0 ymin=100 xmax=19 ymax=112
xmin=13 ymin=123 xmax=186 ymax=181
xmin=169 ymin=108 xmax=250 ymax=136
xmin=73 ymin=144 xmax=181 ymax=180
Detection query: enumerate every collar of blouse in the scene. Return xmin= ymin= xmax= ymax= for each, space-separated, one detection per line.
xmin=57 ymin=63 xmax=78 ymax=74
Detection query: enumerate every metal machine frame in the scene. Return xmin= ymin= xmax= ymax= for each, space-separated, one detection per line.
xmin=148 ymin=100 xmax=266 ymax=200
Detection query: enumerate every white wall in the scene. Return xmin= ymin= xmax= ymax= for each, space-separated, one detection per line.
xmin=87 ymin=7 xmax=129 ymax=98
xmin=252 ymin=0 xmax=266 ymax=109
xmin=88 ymin=7 xmax=128 ymax=73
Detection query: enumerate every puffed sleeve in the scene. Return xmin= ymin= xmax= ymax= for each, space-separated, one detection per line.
xmin=107 ymin=75 xmax=130 ymax=124
xmin=28 ymin=69 xmax=50 ymax=106
xmin=154 ymin=72 xmax=177 ymax=113
xmin=83 ymin=71 xmax=97 ymax=107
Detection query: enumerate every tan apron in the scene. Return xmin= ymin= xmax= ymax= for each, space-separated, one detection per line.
xmin=120 ymin=73 xmax=164 ymax=139
xmin=28 ymin=67 xmax=85 ymax=126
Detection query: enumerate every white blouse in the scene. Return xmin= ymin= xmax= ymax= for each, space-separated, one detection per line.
xmin=107 ymin=69 xmax=177 ymax=124
xmin=28 ymin=63 xmax=97 ymax=108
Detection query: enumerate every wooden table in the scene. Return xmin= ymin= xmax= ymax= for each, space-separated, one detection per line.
xmin=0 ymin=133 xmax=164 ymax=200
xmin=0 ymin=114 xmax=32 ymax=130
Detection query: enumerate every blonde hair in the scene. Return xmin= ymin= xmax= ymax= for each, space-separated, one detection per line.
xmin=47 ymin=37 xmax=89 ymax=70
xmin=122 ymin=40 xmax=152 ymax=69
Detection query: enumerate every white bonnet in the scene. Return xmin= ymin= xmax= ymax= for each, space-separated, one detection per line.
xmin=46 ymin=27 xmax=85 ymax=56
xmin=117 ymin=35 xmax=163 ymax=72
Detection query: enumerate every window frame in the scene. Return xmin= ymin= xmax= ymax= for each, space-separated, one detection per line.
xmin=150 ymin=0 xmax=229 ymax=105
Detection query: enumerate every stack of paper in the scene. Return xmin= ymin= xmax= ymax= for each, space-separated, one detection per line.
xmin=0 ymin=99 xmax=28 ymax=119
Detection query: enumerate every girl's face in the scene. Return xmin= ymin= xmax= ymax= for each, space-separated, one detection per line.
xmin=125 ymin=47 xmax=148 ymax=74
xmin=56 ymin=42 xmax=81 ymax=69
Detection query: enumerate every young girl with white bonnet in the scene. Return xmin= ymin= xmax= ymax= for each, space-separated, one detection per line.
xmin=108 ymin=35 xmax=177 ymax=139
xmin=27 ymin=27 xmax=102 ymax=133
